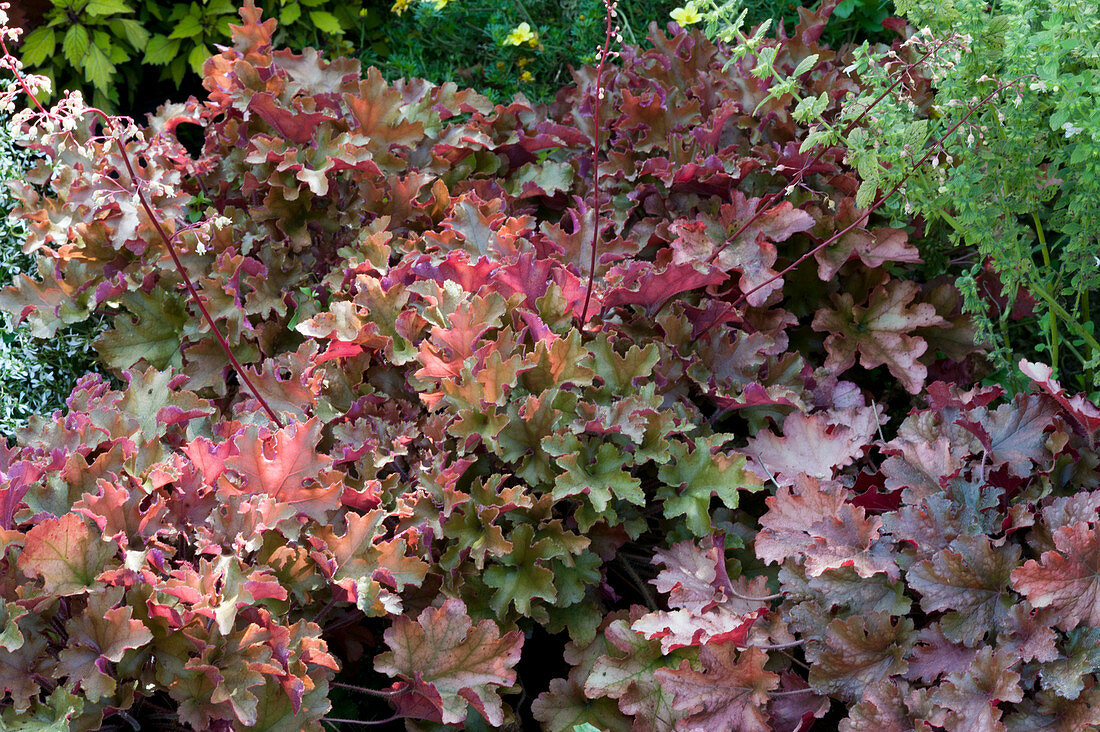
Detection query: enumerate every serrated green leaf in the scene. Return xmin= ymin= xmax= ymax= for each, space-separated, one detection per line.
xmin=308 ymin=10 xmax=344 ymax=34
xmin=552 ymin=442 xmax=643 ymax=514
xmin=111 ymin=18 xmax=149 ymax=50
xmin=484 ymin=524 xmax=557 ymax=616
xmin=168 ymin=55 xmax=187 ymax=86
xmin=750 ymin=46 xmax=778 ymax=80
xmin=169 ymin=14 xmax=204 ymax=39
xmin=84 ymin=0 xmax=133 ymax=17
xmin=855 ymin=178 xmax=878 ymax=209
xmin=207 ymin=0 xmax=237 ymax=14
xmin=791 ymin=53 xmax=820 ymax=78
xmin=1070 ymin=142 xmax=1093 ymax=165
xmin=855 ymin=153 xmax=879 ymax=182
xmin=657 ymin=435 xmax=762 ymax=536
xmin=187 ymin=43 xmax=210 ymax=74
xmin=106 ymin=40 xmax=129 ymax=64
xmin=793 ymin=91 xmax=829 ymax=124
xmin=143 ymin=34 xmax=180 ymax=65
xmin=62 ymin=25 xmax=91 ymax=69
xmin=94 ymin=291 xmax=186 ymax=370
xmin=280 ymin=2 xmax=302 ymax=26
xmin=800 ymin=126 xmax=838 ymax=154
xmin=81 ymin=42 xmax=115 ymax=91
xmin=18 ymin=28 xmax=56 ymax=68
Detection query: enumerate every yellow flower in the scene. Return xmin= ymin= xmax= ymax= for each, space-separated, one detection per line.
xmin=392 ymin=0 xmax=412 ymax=14
xmin=504 ymin=22 xmax=538 ymax=47
xmin=520 ymin=70 xmax=534 ymax=82
xmin=428 ymin=0 xmax=452 ymax=9
xmin=670 ymin=3 xmax=702 ymax=26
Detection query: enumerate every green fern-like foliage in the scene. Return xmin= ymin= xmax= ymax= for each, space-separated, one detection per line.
xmin=845 ymin=0 xmax=1100 ymax=398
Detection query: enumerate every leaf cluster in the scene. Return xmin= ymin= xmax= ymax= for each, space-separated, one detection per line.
xmin=3 ymin=2 xmax=1080 ymax=730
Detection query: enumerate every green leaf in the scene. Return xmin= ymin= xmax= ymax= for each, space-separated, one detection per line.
xmin=657 ymin=435 xmax=762 ymax=536
xmin=112 ymin=18 xmax=149 ymax=50
xmin=855 ymin=178 xmax=878 ymax=209
xmin=169 ymin=14 xmax=204 ymax=40
xmin=800 ymin=126 xmax=839 ymax=154
xmin=484 ymin=524 xmax=557 ymax=615
xmin=1070 ymin=142 xmax=1093 ymax=165
xmin=0 ymin=686 xmax=84 ymax=731
xmin=82 ymin=42 xmax=116 ymax=92
xmin=143 ymin=34 xmax=180 ymax=65
xmin=207 ymin=0 xmax=237 ymax=15
xmin=791 ymin=53 xmax=820 ymax=78
xmin=750 ymin=46 xmax=778 ymax=80
xmin=168 ymin=56 xmax=187 ymax=86
xmin=62 ymin=25 xmax=91 ymax=69
xmin=551 ymin=442 xmax=643 ymax=513
xmin=793 ymin=91 xmax=829 ymax=124
xmin=84 ymin=0 xmax=133 ymax=17
xmin=280 ymin=2 xmax=302 ymax=26
xmin=18 ymin=28 xmax=56 ymax=68
xmin=308 ymin=10 xmax=344 ymax=34
xmin=94 ymin=291 xmax=187 ymax=370
xmin=106 ymin=39 xmax=129 ymax=63
xmin=187 ymin=43 xmax=211 ymax=74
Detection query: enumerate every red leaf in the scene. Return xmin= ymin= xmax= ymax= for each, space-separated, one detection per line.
xmin=747 ymin=410 xmax=875 ymax=486
xmin=931 ymin=648 xmax=1022 ymax=732
xmin=654 ymin=646 xmax=779 ymax=732
xmin=374 ymin=598 xmax=523 ymax=726
xmin=806 ymin=613 xmax=915 ymax=700
xmin=812 ymin=278 xmax=947 ymax=394
xmin=18 ymin=513 xmax=118 ymax=595
xmin=226 ymin=418 xmax=334 ymax=507
xmin=1011 ymin=522 xmax=1100 ymax=631
xmin=1020 ymin=359 xmax=1100 ymax=437
xmin=757 ymin=474 xmax=897 ymax=580
xmin=906 ymin=535 xmax=1019 ymax=646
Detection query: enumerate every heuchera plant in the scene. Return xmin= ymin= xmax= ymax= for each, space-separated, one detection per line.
xmin=3 ymin=0 xmax=1098 ymax=729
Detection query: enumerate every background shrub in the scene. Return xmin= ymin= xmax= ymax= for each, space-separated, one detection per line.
xmin=13 ymin=0 xmax=367 ymax=109
xmin=11 ymin=0 xmax=897 ymax=112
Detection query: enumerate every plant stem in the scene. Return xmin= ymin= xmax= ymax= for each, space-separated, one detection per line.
xmin=1032 ymin=212 xmax=1059 ymax=370
xmin=1030 ymin=278 xmax=1100 ymax=359
xmin=619 ymin=556 xmax=657 ymax=611
xmin=321 ymin=715 xmax=402 ymax=726
xmin=578 ymin=0 xmax=616 ymax=330
xmin=331 ymin=682 xmax=406 ymax=697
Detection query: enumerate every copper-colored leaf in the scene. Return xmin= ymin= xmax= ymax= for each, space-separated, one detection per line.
xmin=374 ymin=598 xmax=523 ymax=726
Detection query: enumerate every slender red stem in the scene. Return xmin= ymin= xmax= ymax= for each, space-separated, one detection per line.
xmin=112 ymin=138 xmax=284 ymax=427
xmin=0 ymin=36 xmax=284 ymax=427
xmin=578 ymin=0 xmax=616 ymax=329
xmin=331 ymin=682 xmax=406 ymax=698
